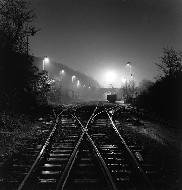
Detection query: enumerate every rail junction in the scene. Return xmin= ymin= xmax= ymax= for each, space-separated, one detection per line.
xmin=0 ymin=102 xmax=180 ymax=190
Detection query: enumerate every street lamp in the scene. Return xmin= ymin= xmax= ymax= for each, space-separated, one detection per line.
xmin=126 ymin=61 xmax=132 ymax=72
xmin=43 ymin=56 xmax=49 ymax=70
xmin=72 ymin=75 xmax=76 ymax=82
xmin=121 ymin=78 xmax=126 ymax=84
xmin=77 ymin=80 xmax=80 ymax=87
xmin=126 ymin=61 xmax=131 ymax=67
xmin=60 ymin=69 xmax=65 ymax=75
xmin=59 ymin=69 xmax=65 ymax=81
xmin=126 ymin=61 xmax=133 ymax=81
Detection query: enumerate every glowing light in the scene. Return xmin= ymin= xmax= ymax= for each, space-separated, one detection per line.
xmin=77 ymin=80 xmax=80 ymax=87
xmin=43 ymin=56 xmax=50 ymax=70
xmin=104 ymin=70 xmax=117 ymax=83
xmin=121 ymin=78 xmax=126 ymax=84
xmin=126 ymin=62 xmax=131 ymax=68
xmin=44 ymin=57 xmax=49 ymax=64
xmin=72 ymin=75 xmax=76 ymax=82
xmin=60 ymin=69 xmax=65 ymax=74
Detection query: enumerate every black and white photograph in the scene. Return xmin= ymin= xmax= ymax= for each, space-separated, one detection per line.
xmin=0 ymin=0 xmax=181 ymax=189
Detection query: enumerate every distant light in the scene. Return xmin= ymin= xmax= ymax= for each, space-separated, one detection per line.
xmin=121 ymin=78 xmax=126 ymax=83
xmin=88 ymin=86 xmax=91 ymax=89
xmin=72 ymin=75 xmax=76 ymax=82
xmin=43 ymin=56 xmax=50 ymax=70
xmin=77 ymin=80 xmax=80 ymax=87
xmin=126 ymin=62 xmax=131 ymax=68
xmin=104 ymin=70 xmax=117 ymax=83
xmin=60 ymin=69 xmax=65 ymax=75
xmin=44 ymin=56 xmax=50 ymax=64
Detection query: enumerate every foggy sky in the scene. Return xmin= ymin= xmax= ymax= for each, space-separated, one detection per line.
xmin=31 ymin=0 xmax=182 ymax=87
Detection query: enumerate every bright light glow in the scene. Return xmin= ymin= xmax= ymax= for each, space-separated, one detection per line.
xmin=72 ymin=75 xmax=76 ymax=82
xmin=43 ymin=56 xmax=50 ymax=70
xmin=126 ymin=62 xmax=131 ymax=68
xmin=77 ymin=80 xmax=80 ymax=87
xmin=44 ymin=57 xmax=49 ymax=64
xmin=121 ymin=78 xmax=126 ymax=84
xmin=104 ymin=70 xmax=117 ymax=83
xmin=60 ymin=69 xmax=65 ymax=75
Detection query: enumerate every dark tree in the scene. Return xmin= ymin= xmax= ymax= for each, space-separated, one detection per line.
xmin=0 ymin=0 xmax=37 ymax=53
xmin=0 ymin=0 xmax=50 ymax=113
xmin=135 ymin=48 xmax=182 ymax=126
xmin=156 ymin=47 xmax=182 ymax=78
xmin=138 ymin=79 xmax=154 ymax=93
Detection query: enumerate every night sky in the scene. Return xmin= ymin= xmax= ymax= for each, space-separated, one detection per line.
xmin=31 ymin=0 xmax=182 ymax=87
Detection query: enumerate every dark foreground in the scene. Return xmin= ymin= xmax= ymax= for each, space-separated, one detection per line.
xmin=0 ymin=102 xmax=181 ymax=190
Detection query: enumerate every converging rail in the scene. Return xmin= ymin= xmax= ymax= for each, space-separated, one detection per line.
xmin=12 ymin=103 xmax=155 ymax=190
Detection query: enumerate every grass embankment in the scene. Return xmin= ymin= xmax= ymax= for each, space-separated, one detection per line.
xmin=0 ymin=112 xmax=41 ymax=162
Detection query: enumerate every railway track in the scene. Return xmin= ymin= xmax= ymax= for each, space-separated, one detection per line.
xmin=2 ymin=103 xmax=173 ymax=190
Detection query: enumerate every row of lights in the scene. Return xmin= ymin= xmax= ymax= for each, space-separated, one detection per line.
xmin=43 ymin=56 xmax=91 ymax=89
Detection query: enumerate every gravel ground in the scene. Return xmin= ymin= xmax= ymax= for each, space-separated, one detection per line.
xmin=114 ymin=116 xmax=182 ymax=190
xmin=0 ymin=124 xmax=42 ymax=162
xmin=0 ymin=113 xmax=51 ymax=162
xmin=125 ymin=120 xmax=182 ymax=151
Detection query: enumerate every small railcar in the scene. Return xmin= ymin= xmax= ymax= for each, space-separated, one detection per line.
xmin=107 ymin=94 xmax=117 ymax=103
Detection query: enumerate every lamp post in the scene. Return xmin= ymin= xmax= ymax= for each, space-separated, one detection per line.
xmin=25 ymin=27 xmax=37 ymax=55
xmin=126 ymin=61 xmax=134 ymax=81
xmin=43 ymin=56 xmax=50 ymax=71
xmin=77 ymin=80 xmax=80 ymax=88
xmin=72 ymin=75 xmax=76 ymax=82
xmin=126 ymin=61 xmax=131 ymax=76
xmin=60 ymin=69 xmax=65 ymax=75
xmin=76 ymin=80 xmax=81 ymax=99
xmin=59 ymin=69 xmax=65 ymax=103
xmin=71 ymin=75 xmax=76 ymax=99
xmin=59 ymin=69 xmax=65 ymax=82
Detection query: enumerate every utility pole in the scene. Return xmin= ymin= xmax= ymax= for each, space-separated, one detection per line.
xmin=25 ymin=27 xmax=39 ymax=55
xmin=26 ymin=35 xmax=29 ymax=55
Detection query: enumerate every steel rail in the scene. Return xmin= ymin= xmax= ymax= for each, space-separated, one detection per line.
xmin=17 ymin=109 xmax=67 ymax=190
xmin=89 ymin=105 xmax=118 ymax=123
xmin=17 ymin=103 xmax=134 ymax=190
xmin=18 ymin=105 xmax=97 ymax=190
xmin=56 ymin=132 xmax=84 ymax=190
xmin=105 ymin=109 xmax=154 ymax=190
xmin=56 ymin=106 xmax=98 ymax=189
xmin=81 ymin=106 xmax=98 ymax=130
xmin=72 ymin=114 xmax=118 ymax=190
xmin=86 ymin=131 xmax=118 ymax=190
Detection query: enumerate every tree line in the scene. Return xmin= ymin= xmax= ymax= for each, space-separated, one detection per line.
xmin=134 ymin=47 xmax=182 ymax=127
xmin=0 ymin=0 xmax=50 ymax=115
